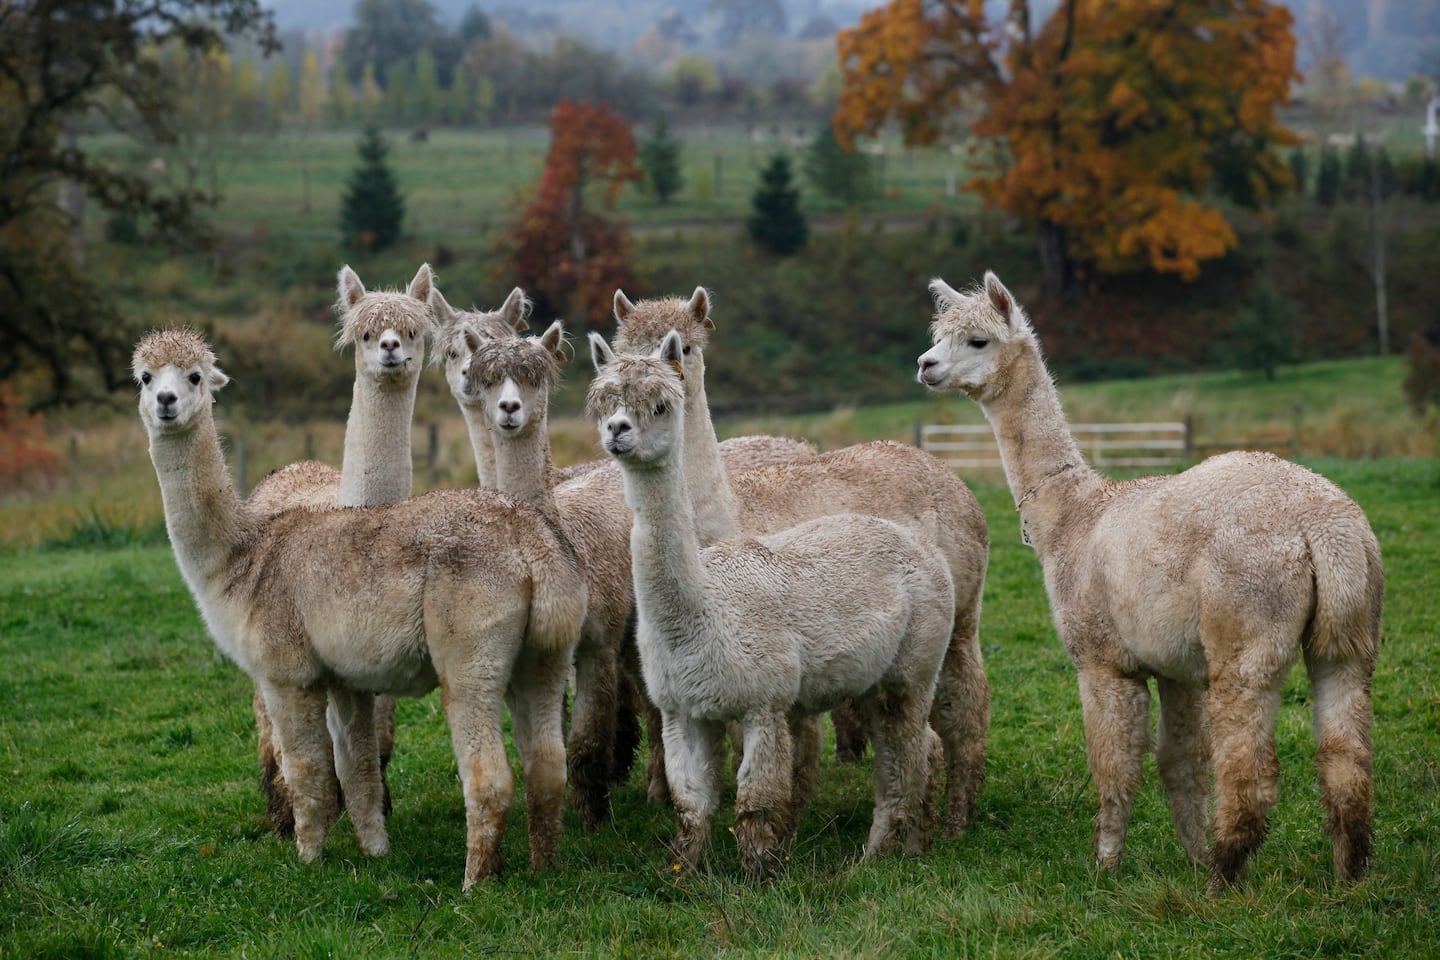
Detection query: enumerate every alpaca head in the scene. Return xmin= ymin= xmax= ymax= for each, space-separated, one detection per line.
xmin=132 ymin=328 xmax=230 ymax=434
xmin=611 ymin=287 xmax=712 ymax=398
xmin=917 ymin=271 xmax=1033 ymax=401
xmin=431 ymin=286 xmax=530 ymax=406
xmin=335 ymin=263 xmax=434 ymax=385
xmin=587 ymin=330 xmax=686 ymax=466
xmin=466 ymin=320 xmax=565 ymax=436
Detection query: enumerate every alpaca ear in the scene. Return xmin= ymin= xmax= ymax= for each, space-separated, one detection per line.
xmin=688 ymin=287 xmax=714 ymax=331
xmin=207 ymin=367 xmax=230 ymax=392
xmin=407 ymin=263 xmax=434 ymax=304
xmin=461 ymin=322 xmax=483 ymax=354
xmin=539 ymin=319 xmax=565 ymax=360
xmin=983 ymin=271 xmax=1021 ymax=332
xmin=589 ymin=332 xmax=615 ymax=373
xmin=613 ymin=289 xmax=636 ymax=322
xmin=660 ymin=329 xmax=684 ymax=376
xmin=428 ymin=285 xmax=455 ymax=324
xmin=338 ymin=265 xmax=366 ymax=309
xmin=501 ymin=287 xmax=530 ymax=333
xmin=929 ymin=277 xmax=965 ymax=310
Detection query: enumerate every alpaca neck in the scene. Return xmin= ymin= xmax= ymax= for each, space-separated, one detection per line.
xmin=681 ymin=350 xmax=741 ymax=545
xmin=492 ymin=417 xmax=558 ymax=517
xmin=149 ymin=411 xmax=253 ymax=586
xmin=338 ymin=371 xmax=417 ymax=507
xmin=620 ymin=449 xmax=711 ymax=641
xmin=458 ymin=399 xmax=499 ymax=489
xmin=978 ymin=337 xmax=1102 ymax=550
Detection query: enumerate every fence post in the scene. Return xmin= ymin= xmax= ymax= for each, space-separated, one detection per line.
xmin=913 ymin=422 xmax=922 ymax=448
xmin=427 ymin=422 xmax=439 ymax=470
xmin=1183 ymin=414 xmax=1194 ymax=463
xmin=1292 ymin=402 xmax=1302 ymax=460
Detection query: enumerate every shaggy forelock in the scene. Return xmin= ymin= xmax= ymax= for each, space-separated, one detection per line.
xmin=585 ymin=355 xmax=685 ymax=423
xmin=613 ymin=297 xmax=710 ymax=353
xmin=468 ymin=336 xmax=560 ymax=392
xmin=929 ymin=282 xmax=1022 ymax=343
xmin=133 ymin=328 xmax=216 ymax=378
xmin=336 ymin=291 xmax=432 ymax=347
xmin=430 ymin=305 xmax=520 ymax=366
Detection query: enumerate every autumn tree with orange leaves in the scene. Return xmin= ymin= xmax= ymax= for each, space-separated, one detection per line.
xmin=494 ymin=100 xmax=642 ymax=327
xmin=836 ymin=0 xmax=1299 ymax=294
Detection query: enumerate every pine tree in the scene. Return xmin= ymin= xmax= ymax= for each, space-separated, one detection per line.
xmin=1287 ymin=148 xmax=1308 ymax=198
xmin=803 ymin=125 xmax=876 ymax=208
xmin=340 ymin=125 xmax=406 ymax=251
xmin=639 ymin=117 xmax=684 ymax=205
xmin=1316 ymin=146 xmax=1342 ymax=206
xmin=747 ymin=153 xmax=807 ymax=256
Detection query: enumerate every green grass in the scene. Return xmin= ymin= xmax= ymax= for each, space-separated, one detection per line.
xmin=2 ymin=459 xmax=1437 ymax=957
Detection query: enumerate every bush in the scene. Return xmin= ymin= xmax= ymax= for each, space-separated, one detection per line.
xmin=1404 ymin=322 xmax=1440 ymax=414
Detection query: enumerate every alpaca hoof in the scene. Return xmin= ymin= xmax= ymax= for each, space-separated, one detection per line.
xmin=359 ymin=832 xmax=390 ymax=857
xmin=296 ymin=841 xmax=324 ymax=864
xmin=736 ymin=812 xmax=785 ymax=881
xmin=464 ymin=852 xmax=504 ymax=889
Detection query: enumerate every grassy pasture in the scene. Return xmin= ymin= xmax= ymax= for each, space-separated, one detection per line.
xmin=1 ymin=455 xmax=1437 ymax=958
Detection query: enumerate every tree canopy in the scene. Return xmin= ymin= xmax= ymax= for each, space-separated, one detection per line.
xmin=0 ymin=0 xmax=276 ymax=405
xmin=836 ymin=0 xmax=1299 ymax=292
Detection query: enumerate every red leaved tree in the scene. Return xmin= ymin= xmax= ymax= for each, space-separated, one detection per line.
xmin=836 ymin=0 xmax=1299 ymax=294
xmin=494 ymin=101 xmax=642 ymax=327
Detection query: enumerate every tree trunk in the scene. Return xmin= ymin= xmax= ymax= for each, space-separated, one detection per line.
xmin=1037 ymin=220 xmax=1074 ymax=297
xmin=1368 ymin=157 xmax=1390 ymax=355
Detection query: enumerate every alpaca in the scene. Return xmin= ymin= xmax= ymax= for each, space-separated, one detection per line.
xmin=134 ymin=328 xmax=586 ymax=888
xmin=611 ymin=288 xmax=990 ymax=836
xmin=246 ymin=263 xmax=434 ymax=837
xmin=917 ymin=271 xmax=1384 ymax=888
xmin=462 ymin=319 xmax=637 ymax=829
xmin=589 ymin=331 xmax=953 ymax=877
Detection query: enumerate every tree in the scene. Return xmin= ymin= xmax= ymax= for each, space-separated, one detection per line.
xmin=494 ymin=101 xmax=641 ymax=326
xmin=344 ymin=0 xmax=446 ymax=88
xmin=328 ymin=55 xmax=354 ymax=125
xmin=836 ymin=0 xmax=1299 ymax=294
xmin=804 ymin=125 xmax=875 ymax=208
xmin=1223 ymin=280 xmax=1300 ymax=381
xmin=264 ymin=58 xmax=291 ymax=131
xmin=748 ymin=153 xmax=808 ymax=256
xmin=639 ymin=117 xmax=685 ymax=205
xmin=340 ymin=125 xmax=406 ymax=251
xmin=1316 ymin=146 xmax=1343 ymax=206
xmin=708 ymin=0 xmax=788 ymax=48
xmin=412 ymin=49 xmax=441 ymax=127
xmin=0 ymin=0 xmax=276 ymax=406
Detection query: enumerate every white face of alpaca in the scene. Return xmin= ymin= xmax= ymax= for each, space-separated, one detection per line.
xmin=135 ymin=362 xmax=228 ymax=433
xmin=356 ymin=324 xmax=422 ymax=381
xmin=916 ymin=329 xmax=1000 ymax=395
xmin=598 ymin=399 xmax=678 ymax=464
xmin=486 ymin=377 xmax=532 ymax=433
xmin=446 ymin=343 xmax=476 ymax=404
xmin=916 ymin=273 xmax=1021 ymax=396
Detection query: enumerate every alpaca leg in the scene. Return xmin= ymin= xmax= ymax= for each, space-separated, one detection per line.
xmin=645 ymin=696 xmax=672 ymax=805
xmin=569 ymin=637 xmax=620 ymax=830
xmin=931 ymin=606 xmax=989 ymax=836
xmin=611 ymin=663 xmax=644 ymax=788
xmin=508 ymin=644 xmax=572 ymax=872
xmin=325 ymin=687 xmax=389 ymax=856
xmin=864 ymin=695 xmax=935 ymax=858
xmin=735 ymin=709 xmax=793 ymax=880
xmin=1076 ymin=665 xmax=1151 ymax=871
xmin=660 ymin=712 xmax=724 ymax=868
xmin=1155 ymin=678 xmax=1211 ymax=866
xmin=373 ymin=694 xmax=397 ymax=816
xmin=254 ymin=684 xmax=294 ymax=838
xmin=1205 ymin=668 xmax=1286 ymax=891
xmin=785 ymin=713 xmax=823 ymax=843
xmin=440 ymin=666 xmax=517 ymax=889
xmin=831 ymin=700 xmax=868 ymax=764
xmin=260 ymin=681 xmax=340 ymax=864
xmin=1304 ymin=650 xmax=1375 ymax=882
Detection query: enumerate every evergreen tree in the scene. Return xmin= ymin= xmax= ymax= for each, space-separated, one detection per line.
xmin=1223 ymin=280 xmax=1300 ymax=381
xmin=1315 ymin=146 xmax=1342 ymax=206
xmin=803 ymin=125 xmax=875 ymax=207
xmin=1287 ymin=148 xmax=1308 ymax=197
xmin=639 ymin=117 xmax=684 ymax=205
xmin=747 ymin=153 xmax=807 ymax=255
xmin=340 ymin=125 xmax=406 ymax=251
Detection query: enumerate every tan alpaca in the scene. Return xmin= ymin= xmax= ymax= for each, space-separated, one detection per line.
xmin=613 ymin=288 xmax=991 ymax=836
xmin=462 ymin=320 xmax=637 ymax=829
xmin=134 ymin=328 xmax=586 ymax=889
xmin=918 ymin=271 xmax=1383 ymax=889
xmin=245 ymin=264 xmax=434 ymax=838
xmin=590 ymin=332 xmax=952 ymax=877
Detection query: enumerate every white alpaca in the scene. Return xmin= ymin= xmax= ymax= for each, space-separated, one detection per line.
xmin=245 ymin=263 xmax=434 ymax=837
xmin=134 ymin=328 xmax=586 ymax=889
xmin=611 ymin=288 xmax=990 ymax=835
xmin=462 ymin=319 xmax=637 ymax=829
xmin=917 ymin=271 xmax=1384 ymax=888
xmin=589 ymin=331 xmax=953 ymax=877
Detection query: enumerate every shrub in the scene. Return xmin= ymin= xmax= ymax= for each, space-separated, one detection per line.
xmin=0 ymin=384 xmax=62 ymax=490
xmin=1404 ymin=322 xmax=1440 ymax=414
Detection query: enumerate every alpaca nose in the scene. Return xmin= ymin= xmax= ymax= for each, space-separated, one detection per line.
xmin=380 ymin=334 xmax=400 ymax=352
xmin=918 ymin=356 xmax=937 ymax=373
xmin=499 ymin=398 xmax=521 ymax=415
xmin=607 ymin=419 xmax=631 ymax=438
xmin=157 ymin=390 xmax=177 ymax=405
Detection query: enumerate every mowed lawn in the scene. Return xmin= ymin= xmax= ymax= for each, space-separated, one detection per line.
xmin=1 ymin=458 xmax=1437 ymax=958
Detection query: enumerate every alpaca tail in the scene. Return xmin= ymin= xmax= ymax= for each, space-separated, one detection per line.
xmin=1304 ymin=516 xmax=1383 ymax=665
xmin=522 ymin=511 xmax=588 ymax=654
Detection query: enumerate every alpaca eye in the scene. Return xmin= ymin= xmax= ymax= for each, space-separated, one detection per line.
xmin=968 ymin=338 xmax=990 ymax=349
xmin=140 ymin=372 xmax=151 ymax=385
xmin=446 ymin=349 xmax=458 ymax=361
xmin=189 ymin=372 xmax=202 ymax=385
xmin=682 ymin=345 xmax=691 ymax=355
xmin=408 ymin=331 xmax=415 ymax=339
xmin=654 ymin=401 xmax=667 ymax=416
xmin=363 ymin=333 xmax=371 ymax=342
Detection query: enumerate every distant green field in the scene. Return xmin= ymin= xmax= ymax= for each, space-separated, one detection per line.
xmin=2 ymin=458 xmax=1437 ymax=957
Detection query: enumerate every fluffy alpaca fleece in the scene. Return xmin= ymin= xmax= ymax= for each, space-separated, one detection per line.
xmin=134 ymin=329 xmax=586 ymax=889
xmin=589 ymin=332 xmax=953 ymax=878
xmin=613 ymin=288 xmax=991 ymax=836
xmin=244 ymin=263 xmax=435 ymax=836
xmin=918 ymin=271 xmax=1384 ymax=889
xmin=463 ymin=321 xmax=637 ymax=829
